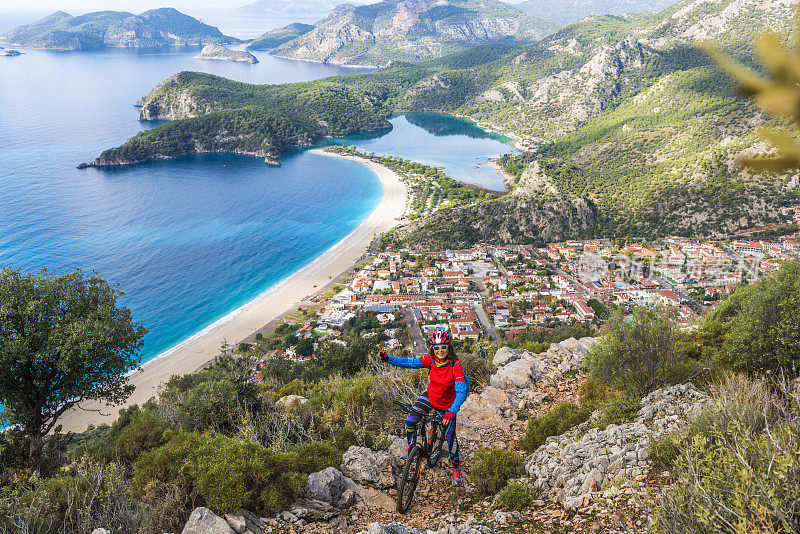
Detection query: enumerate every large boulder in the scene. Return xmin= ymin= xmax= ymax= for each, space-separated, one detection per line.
xmin=182 ymin=507 xmax=235 ymax=534
xmin=304 ymin=467 xmax=360 ymax=510
xmin=341 ymin=446 xmax=394 ymax=489
xmin=492 ymin=346 xmax=526 ymax=367
xmin=457 ymin=393 xmax=509 ymax=431
xmin=490 ymin=357 xmax=540 ymax=391
xmin=479 ymin=386 xmax=511 ymax=410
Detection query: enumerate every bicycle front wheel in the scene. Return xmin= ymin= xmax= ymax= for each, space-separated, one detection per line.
xmin=396 ymin=444 xmax=423 ymax=514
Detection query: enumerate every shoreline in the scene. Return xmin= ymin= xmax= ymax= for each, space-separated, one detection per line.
xmin=59 ymin=148 xmax=407 ymax=432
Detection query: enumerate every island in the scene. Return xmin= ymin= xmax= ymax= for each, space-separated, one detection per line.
xmin=0 ymin=47 xmax=22 ymax=56
xmin=0 ymin=8 xmax=238 ymax=50
xmin=194 ymin=44 xmax=258 ymax=63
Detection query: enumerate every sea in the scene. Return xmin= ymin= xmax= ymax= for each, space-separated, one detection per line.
xmin=0 ymin=12 xmax=517 ymax=366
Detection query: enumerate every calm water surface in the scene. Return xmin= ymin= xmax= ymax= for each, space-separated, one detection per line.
xmin=0 ymin=30 xmax=515 ymax=364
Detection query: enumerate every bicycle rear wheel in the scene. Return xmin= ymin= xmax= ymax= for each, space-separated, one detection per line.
xmin=396 ymin=444 xmax=423 ymax=514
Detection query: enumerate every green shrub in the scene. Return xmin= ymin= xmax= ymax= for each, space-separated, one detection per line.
xmin=518 ymin=403 xmax=591 ymax=453
xmin=649 ymin=431 xmax=682 ymax=469
xmin=1 ymin=457 xmax=144 ymax=534
xmin=649 ymin=375 xmax=800 ymax=533
xmin=471 ymin=448 xmax=524 ymax=497
xmin=710 ymin=261 xmax=800 ymax=377
xmin=497 ymin=481 xmax=539 ymax=511
xmin=578 ymin=374 xmax=621 ymax=411
xmin=588 ymin=307 xmax=691 ymax=397
xmin=132 ymin=432 xmax=306 ymax=516
xmin=288 ymin=441 xmax=342 ymax=474
xmin=458 ymin=351 xmax=492 ymax=389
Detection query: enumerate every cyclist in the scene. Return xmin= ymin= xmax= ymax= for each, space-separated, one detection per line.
xmin=378 ymin=330 xmax=469 ymax=485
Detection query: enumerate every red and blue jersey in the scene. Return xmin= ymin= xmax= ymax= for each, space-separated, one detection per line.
xmin=387 ymin=354 xmax=469 ymax=412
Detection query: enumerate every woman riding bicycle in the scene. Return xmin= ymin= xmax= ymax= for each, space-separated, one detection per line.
xmin=378 ymin=329 xmax=469 ymax=485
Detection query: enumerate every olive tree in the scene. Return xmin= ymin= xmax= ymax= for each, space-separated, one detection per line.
xmin=0 ymin=267 xmax=146 ymax=467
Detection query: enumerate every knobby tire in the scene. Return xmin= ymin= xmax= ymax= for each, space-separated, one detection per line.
xmin=397 ymin=444 xmax=423 ymax=514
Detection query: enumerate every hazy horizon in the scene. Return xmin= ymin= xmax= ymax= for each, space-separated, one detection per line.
xmin=0 ymin=0 xmax=528 ymax=15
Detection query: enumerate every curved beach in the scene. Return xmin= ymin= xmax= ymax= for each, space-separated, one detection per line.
xmin=60 ymin=149 xmax=407 ymax=432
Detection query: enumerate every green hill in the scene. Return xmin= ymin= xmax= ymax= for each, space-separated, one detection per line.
xmin=247 ymin=23 xmax=315 ymax=51
xmin=0 ymin=8 xmax=237 ymax=50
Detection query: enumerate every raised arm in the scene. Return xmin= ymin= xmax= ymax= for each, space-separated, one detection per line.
xmin=385 ymin=355 xmax=425 ymax=369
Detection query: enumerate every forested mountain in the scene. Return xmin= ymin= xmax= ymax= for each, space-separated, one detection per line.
xmin=0 ymin=8 xmax=237 ymax=50
xmin=235 ymin=0 xmax=361 ymax=17
xmin=247 ymin=23 xmax=315 ymax=50
xmin=271 ymin=0 xmax=558 ymax=66
xmin=93 ymin=0 xmax=800 ymax=242
xmin=513 ymin=0 xmax=675 ymax=24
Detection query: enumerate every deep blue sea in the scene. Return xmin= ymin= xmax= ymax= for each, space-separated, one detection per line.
xmin=0 ymin=20 xmax=515 ymax=365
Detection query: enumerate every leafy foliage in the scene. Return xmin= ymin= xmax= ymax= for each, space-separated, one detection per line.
xmin=470 ymin=448 xmax=524 ymax=496
xmin=0 ymin=267 xmax=146 ymax=467
xmin=518 ymin=403 xmax=590 ymax=453
xmin=587 ymin=306 xmax=695 ymax=397
xmin=131 ymin=431 xmax=308 ymax=516
xmin=708 ymin=261 xmax=800 ymax=378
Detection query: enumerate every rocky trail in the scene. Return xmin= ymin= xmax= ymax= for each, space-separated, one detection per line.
xmin=177 ymin=337 xmax=712 ymax=534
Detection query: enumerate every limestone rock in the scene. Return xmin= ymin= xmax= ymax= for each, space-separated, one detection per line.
xmin=341 ymin=446 xmax=394 ymax=489
xmin=182 ymin=507 xmax=235 ymax=534
xmin=457 ymin=393 xmax=510 ymax=431
xmin=304 ymin=467 xmax=360 ymax=509
xmin=224 ymin=513 xmax=247 ymax=533
xmin=492 ymin=346 xmax=524 ymax=367
xmin=490 ymin=357 xmax=539 ymax=391
xmin=479 ymin=386 xmax=511 ymax=409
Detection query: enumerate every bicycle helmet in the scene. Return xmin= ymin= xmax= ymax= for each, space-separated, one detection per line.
xmin=430 ymin=330 xmax=452 ymax=345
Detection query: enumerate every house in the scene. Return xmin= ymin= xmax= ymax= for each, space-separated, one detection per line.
xmin=573 ymin=300 xmax=596 ymax=321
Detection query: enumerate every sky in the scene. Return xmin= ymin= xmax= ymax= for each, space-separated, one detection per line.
xmin=0 ymin=0 xmax=525 ymax=15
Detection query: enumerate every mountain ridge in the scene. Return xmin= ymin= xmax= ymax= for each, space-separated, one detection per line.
xmin=0 ymin=8 xmax=238 ymax=50
xmin=272 ymin=0 xmax=558 ymax=66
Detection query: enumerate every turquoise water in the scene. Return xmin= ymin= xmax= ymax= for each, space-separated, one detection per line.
xmin=0 ymin=33 xmax=515 ymax=366
xmin=339 ymin=112 xmax=519 ymax=191
xmin=0 ymin=46 xmax=379 ymax=362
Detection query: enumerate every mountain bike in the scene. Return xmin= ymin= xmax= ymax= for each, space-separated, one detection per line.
xmin=393 ymin=400 xmax=447 ymax=514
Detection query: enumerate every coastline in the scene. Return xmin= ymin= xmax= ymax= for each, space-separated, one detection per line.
xmin=59 ymin=148 xmax=407 ymax=432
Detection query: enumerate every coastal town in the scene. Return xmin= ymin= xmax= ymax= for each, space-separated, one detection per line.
xmin=248 ymin=227 xmax=800 ymax=362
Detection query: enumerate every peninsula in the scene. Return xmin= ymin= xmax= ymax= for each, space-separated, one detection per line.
xmin=194 ymin=44 xmax=258 ymax=63
xmin=0 ymin=8 xmax=237 ymax=50
xmin=0 ymin=47 xmax=21 ymax=56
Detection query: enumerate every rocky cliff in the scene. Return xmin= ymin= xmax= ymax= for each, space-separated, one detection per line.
xmin=272 ymin=0 xmax=558 ymax=66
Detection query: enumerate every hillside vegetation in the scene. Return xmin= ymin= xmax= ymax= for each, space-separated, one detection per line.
xmin=95 ymin=0 xmax=800 ymax=241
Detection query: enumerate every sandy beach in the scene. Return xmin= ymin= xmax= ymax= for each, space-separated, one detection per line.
xmin=60 ymin=149 xmax=407 ymax=432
